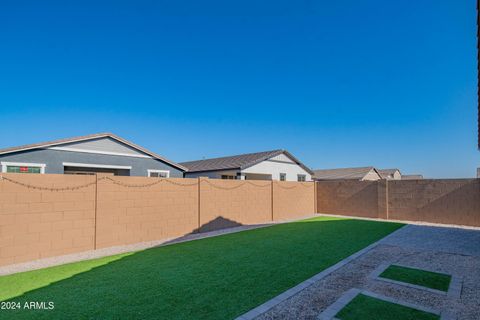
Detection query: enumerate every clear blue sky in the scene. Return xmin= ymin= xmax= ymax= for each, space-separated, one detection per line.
xmin=0 ymin=1 xmax=478 ymax=178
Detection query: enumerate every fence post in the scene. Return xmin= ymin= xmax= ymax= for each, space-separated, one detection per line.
xmin=197 ymin=177 xmax=201 ymax=231
xmin=377 ymin=180 xmax=389 ymax=220
xmin=314 ymin=181 xmax=318 ymax=214
xmin=94 ymin=174 xmax=98 ymax=250
xmin=271 ymin=180 xmax=274 ymax=221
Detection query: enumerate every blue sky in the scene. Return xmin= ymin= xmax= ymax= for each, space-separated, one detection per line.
xmin=0 ymin=1 xmax=478 ymax=178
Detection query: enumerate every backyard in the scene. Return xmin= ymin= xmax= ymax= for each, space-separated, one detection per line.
xmin=0 ymin=216 xmax=402 ymax=320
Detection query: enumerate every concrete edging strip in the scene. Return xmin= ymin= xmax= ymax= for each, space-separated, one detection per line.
xmin=235 ymin=225 xmax=408 ymax=320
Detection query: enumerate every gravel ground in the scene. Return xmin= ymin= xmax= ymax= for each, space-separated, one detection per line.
xmin=255 ymin=224 xmax=480 ymax=320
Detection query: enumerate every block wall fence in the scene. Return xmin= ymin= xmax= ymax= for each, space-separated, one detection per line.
xmin=0 ymin=173 xmax=315 ymax=267
xmin=1 ymin=174 xmax=478 ymax=268
xmin=316 ymin=179 xmax=480 ymax=227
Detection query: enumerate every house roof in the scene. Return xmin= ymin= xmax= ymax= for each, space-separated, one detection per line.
xmin=313 ymin=166 xmax=379 ymax=180
xmin=378 ymin=168 xmax=401 ymax=179
xmin=0 ymin=133 xmax=188 ymax=171
xmin=180 ymin=149 xmax=314 ymax=175
xmin=401 ymin=174 xmax=424 ymax=180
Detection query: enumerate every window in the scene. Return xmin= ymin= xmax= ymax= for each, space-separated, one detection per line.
xmin=297 ymin=174 xmax=306 ymax=182
xmin=148 ymin=170 xmax=170 ymax=178
xmin=1 ymin=162 xmax=45 ymax=174
xmin=221 ymin=175 xmax=235 ymax=179
xmin=279 ymin=173 xmax=286 ymax=181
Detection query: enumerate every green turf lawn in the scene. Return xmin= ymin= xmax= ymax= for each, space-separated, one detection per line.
xmin=379 ymin=265 xmax=451 ymax=292
xmin=0 ymin=216 xmax=403 ymax=320
xmin=335 ymin=294 xmax=440 ymax=320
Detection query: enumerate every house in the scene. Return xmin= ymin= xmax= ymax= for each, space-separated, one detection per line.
xmin=0 ymin=133 xmax=186 ymax=177
xmin=181 ymin=150 xmax=313 ymax=181
xmin=402 ymin=174 xmax=424 ymax=180
xmin=312 ymin=167 xmax=381 ymax=181
xmin=378 ymin=168 xmax=402 ymax=180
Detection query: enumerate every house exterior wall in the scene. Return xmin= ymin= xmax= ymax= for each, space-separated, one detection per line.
xmin=361 ymin=169 xmax=382 ymax=181
xmin=392 ymin=171 xmax=402 ymax=180
xmin=184 ymin=170 xmax=239 ymax=179
xmin=242 ymin=159 xmax=312 ymax=181
xmin=269 ymin=153 xmax=295 ymax=163
xmin=48 ymin=137 xmax=147 ymax=157
xmin=0 ymin=149 xmax=183 ymax=177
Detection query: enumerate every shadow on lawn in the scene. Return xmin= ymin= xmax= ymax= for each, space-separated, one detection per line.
xmin=0 ymin=217 xmax=401 ymax=320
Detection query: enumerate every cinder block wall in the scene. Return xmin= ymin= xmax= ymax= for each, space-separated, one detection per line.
xmin=273 ymin=182 xmax=315 ymax=221
xmin=316 ymin=181 xmax=379 ymax=218
xmin=95 ymin=176 xmax=199 ymax=249
xmin=0 ymin=173 xmax=96 ymax=267
xmin=316 ymin=179 xmax=480 ymax=227
xmin=199 ymin=179 xmax=272 ymax=232
xmin=0 ymin=174 xmax=316 ymax=267
xmin=388 ymin=179 xmax=480 ymax=226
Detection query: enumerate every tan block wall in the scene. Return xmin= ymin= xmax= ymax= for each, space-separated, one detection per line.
xmin=1 ymin=173 xmax=478 ymax=268
xmin=388 ymin=179 xmax=480 ymax=226
xmin=273 ymin=182 xmax=315 ymax=221
xmin=0 ymin=173 xmax=95 ymax=267
xmin=199 ymin=179 xmax=272 ymax=231
xmin=95 ymin=176 xmax=199 ymax=248
xmin=316 ymin=181 xmax=379 ymax=218
xmin=316 ymin=179 xmax=480 ymax=227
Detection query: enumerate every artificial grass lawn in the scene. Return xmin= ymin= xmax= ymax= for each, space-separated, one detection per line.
xmin=335 ymin=294 xmax=440 ymax=320
xmin=380 ymin=265 xmax=451 ymax=292
xmin=0 ymin=216 xmax=402 ymax=320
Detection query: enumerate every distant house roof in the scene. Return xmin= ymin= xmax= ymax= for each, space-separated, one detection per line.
xmin=378 ymin=168 xmax=401 ymax=179
xmin=401 ymin=174 xmax=424 ymax=180
xmin=180 ymin=149 xmax=314 ymax=175
xmin=313 ymin=166 xmax=380 ymax=180
xmin=0 ymin=133 xmax=187 ymax=171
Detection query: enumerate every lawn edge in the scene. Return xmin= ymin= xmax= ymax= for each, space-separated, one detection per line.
xmin=0 ymin=214 xmax=320 ymax=276
xmin=235 ymin=224 xmax=408 ymax=320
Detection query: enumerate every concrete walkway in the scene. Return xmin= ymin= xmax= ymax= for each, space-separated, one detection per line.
xmin=250 ymin=224 xmax=480 ymax=320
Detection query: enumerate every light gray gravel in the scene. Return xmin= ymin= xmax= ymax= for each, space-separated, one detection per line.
xmin=255 ymin=224 xmax=480 ymax=320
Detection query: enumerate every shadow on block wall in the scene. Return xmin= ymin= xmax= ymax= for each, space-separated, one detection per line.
xmin=193 ymin=216 xmax=243 ymax=233
xmin=389 ymin=179 xmax=480 ymax=226
xmin=316 ymin=181 xmax=379 ymax=218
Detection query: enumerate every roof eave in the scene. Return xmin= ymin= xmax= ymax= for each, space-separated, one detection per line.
xmin=240 ymin=149 xmax=315 ymax=176
xmin=0 ymin=133 xmax=188 ymax=172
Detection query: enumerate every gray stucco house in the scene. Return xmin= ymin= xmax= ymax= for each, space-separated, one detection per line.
xmin=0 ymin=133 xmax=186 ymax=177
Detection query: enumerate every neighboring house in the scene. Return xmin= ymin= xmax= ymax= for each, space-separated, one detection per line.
xmin=181 ymin=150 xmax=313 ymax=181
xmin=0 ymin=133 xmax=186 ymax=177
xmin=378 ymin=168 xmax=402 ymax=180
xmin=402 ymin=174 xmax=424 ymax=180
xmin=313 ymin=167 xmax=381 ymax=181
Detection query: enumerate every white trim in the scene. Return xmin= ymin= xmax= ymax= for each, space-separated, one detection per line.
xmin=147 ymin=169 xmax=170 ymax=178
xmin=48 ymin=146 xmax=152 ymax=159
xmin=62 ymin=162 xmax=132 ymax=170
xmin=1 ymin=161 xmax=46 ymax=174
